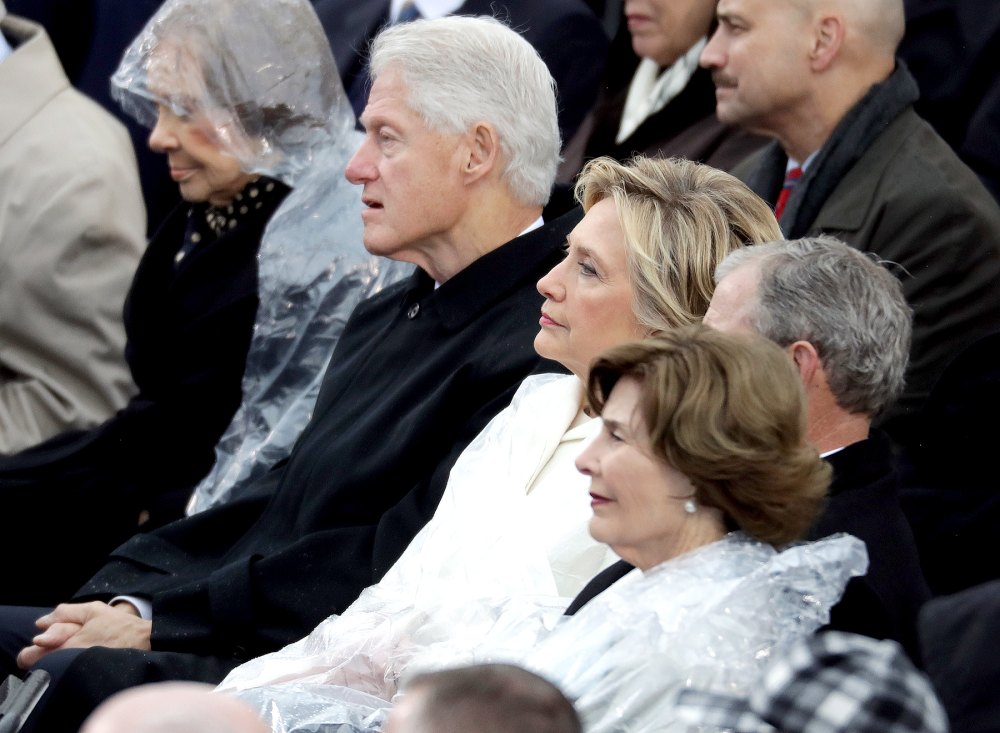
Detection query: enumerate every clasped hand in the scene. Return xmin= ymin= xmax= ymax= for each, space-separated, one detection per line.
xmin=16 ymin=601 xmax=152 ymax=670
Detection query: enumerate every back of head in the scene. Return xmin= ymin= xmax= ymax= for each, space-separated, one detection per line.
xmin=81 ymin=682 xmax=269 ymax=733
xmin=111 ymin=0 xmax=352 ymax=184
xmin=369 ymin=16 xmax=560 ymax=206
xmin=832 ymin=0 xmax=905 ymax=61
xmin=395 ymin=664 xmax=581 ymax=733
xmin=716 ymin=235 xmax=912 ymax=417
xmin=587 ymin=325 xmax=830 ymax=545
xmin=574 ymin=156 xmax=781 ymax=334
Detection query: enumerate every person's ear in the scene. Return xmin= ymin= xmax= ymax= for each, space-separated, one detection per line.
xmin=809 ymin=14 xmax=844 ymax=72
xmin=786 ymin=340 xmax=821 ymax=387
xmin=462 ymin=121 xmax=499 ymax=184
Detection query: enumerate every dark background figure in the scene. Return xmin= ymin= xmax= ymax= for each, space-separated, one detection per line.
xmin=900 ymin=331 xmax=1000 ymax=597
xmin=579 ymin=0 xmax=764 ymax=176
xmin=919 ymin=579 xmax=1000 ymax=733
xmin=899 ymin=0 xmax=1000 ymax=202
xmin=311 ymin=0 xmax=609 ymax=146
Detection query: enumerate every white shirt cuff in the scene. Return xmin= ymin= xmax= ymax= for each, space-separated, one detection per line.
xmin=110 ymin=595 xmax=153 ymax=620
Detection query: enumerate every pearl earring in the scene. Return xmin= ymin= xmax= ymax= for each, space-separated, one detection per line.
xmin=684 ymin=499 xmax=697 ymax=515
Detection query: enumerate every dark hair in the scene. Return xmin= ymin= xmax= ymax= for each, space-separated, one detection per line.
xmin=586 ymin=326 xmax=830 ymax=545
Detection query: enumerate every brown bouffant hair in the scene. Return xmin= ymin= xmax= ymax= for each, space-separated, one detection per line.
xmin=585 ymin=325 xmax=830 ymax=545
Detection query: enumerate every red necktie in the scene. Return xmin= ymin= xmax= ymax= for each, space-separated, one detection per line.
xmin=774 ymin=166 xmax=803 ymax=221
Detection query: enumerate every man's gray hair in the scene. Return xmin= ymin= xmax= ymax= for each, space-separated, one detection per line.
xmin=715 ymin=236 xmax=912 ymax=417
xmin=369 ymin=15 xmax=561 ymax=207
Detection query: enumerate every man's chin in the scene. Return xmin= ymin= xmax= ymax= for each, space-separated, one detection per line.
xmin=361 ymin=233 xmax=402 ymax=259
xmin=713 ymin=101 xmax=741 ymax=126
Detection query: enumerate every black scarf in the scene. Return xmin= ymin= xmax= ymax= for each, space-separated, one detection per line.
xmin=743 ymin=62 xmax=920 ymax=239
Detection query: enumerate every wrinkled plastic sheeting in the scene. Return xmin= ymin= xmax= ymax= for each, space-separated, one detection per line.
xmin=516 ymin=533 xmax=869 ymax=732
xmin=188 ymin=141 xmax=411 ymax=513
xmin=222 ymin=533 xmax=868 ymax=733
xmin=111 ymin=0 xmax=353 ymax=186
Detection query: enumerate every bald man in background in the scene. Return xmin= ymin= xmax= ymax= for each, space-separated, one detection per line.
xmin=699 ymin=0 xmax=1000 ymax=444
xmin=80 ymin=683 xmax=268 ymax=733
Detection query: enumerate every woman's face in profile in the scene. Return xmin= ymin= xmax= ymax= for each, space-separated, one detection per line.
xmin=535 ymin=198 xmax=645 ymax=381
xmin=146 ymin=43 xmax=255 ymax=207
xmin=575 ymin=376 xmax=698 ymax=570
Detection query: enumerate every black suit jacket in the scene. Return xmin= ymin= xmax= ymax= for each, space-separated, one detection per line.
xmin=0 ymin=186 xmax=288 ymax=606
xmin=808 ymin=433 xmax=930 ymax=662
xmin=900 ymin=330 xmax=1000 ymax=595
xmin=919 ymin=579 xmax=1000 ymax=732
xmin=313 ymin=0 xmax=609 ymax=143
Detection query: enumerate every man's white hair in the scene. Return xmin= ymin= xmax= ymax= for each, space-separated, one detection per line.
xmin=369 ymin=15 xmax=561 ymax=207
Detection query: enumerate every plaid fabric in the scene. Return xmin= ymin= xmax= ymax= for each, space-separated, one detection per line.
xmin=674 ymin=632 xmax=949 ymax=733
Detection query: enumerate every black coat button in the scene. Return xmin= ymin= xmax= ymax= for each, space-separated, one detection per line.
xmin=407 ymin=304 xmax=420 ymax=319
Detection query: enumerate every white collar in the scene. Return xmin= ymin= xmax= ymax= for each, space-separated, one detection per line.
xmin=521 ymin=215 xmax=544 ymax=237
xmin=617 ymin=37 xmax=707 ymax=145
xmin=389 ymin=0 xmax=463 ymax=21
xmin=786 ymin=149 xmax=820 ymax=174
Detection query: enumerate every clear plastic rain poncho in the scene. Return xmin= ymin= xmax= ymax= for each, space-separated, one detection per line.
xmin=219 ymin=533 xmax=869 ymax=733
xmin=111 ymin=0 xmax=410 ymax=512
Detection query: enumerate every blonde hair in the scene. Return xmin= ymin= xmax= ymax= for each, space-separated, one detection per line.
xmin=575 ymin=157 xmax=781 ymax=334
xmin=587 ymin=326 xmax=830 ymax=545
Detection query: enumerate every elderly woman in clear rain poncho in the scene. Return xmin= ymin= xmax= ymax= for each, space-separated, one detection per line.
xmin=0 ymin=0 xmax=405 ymax=606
